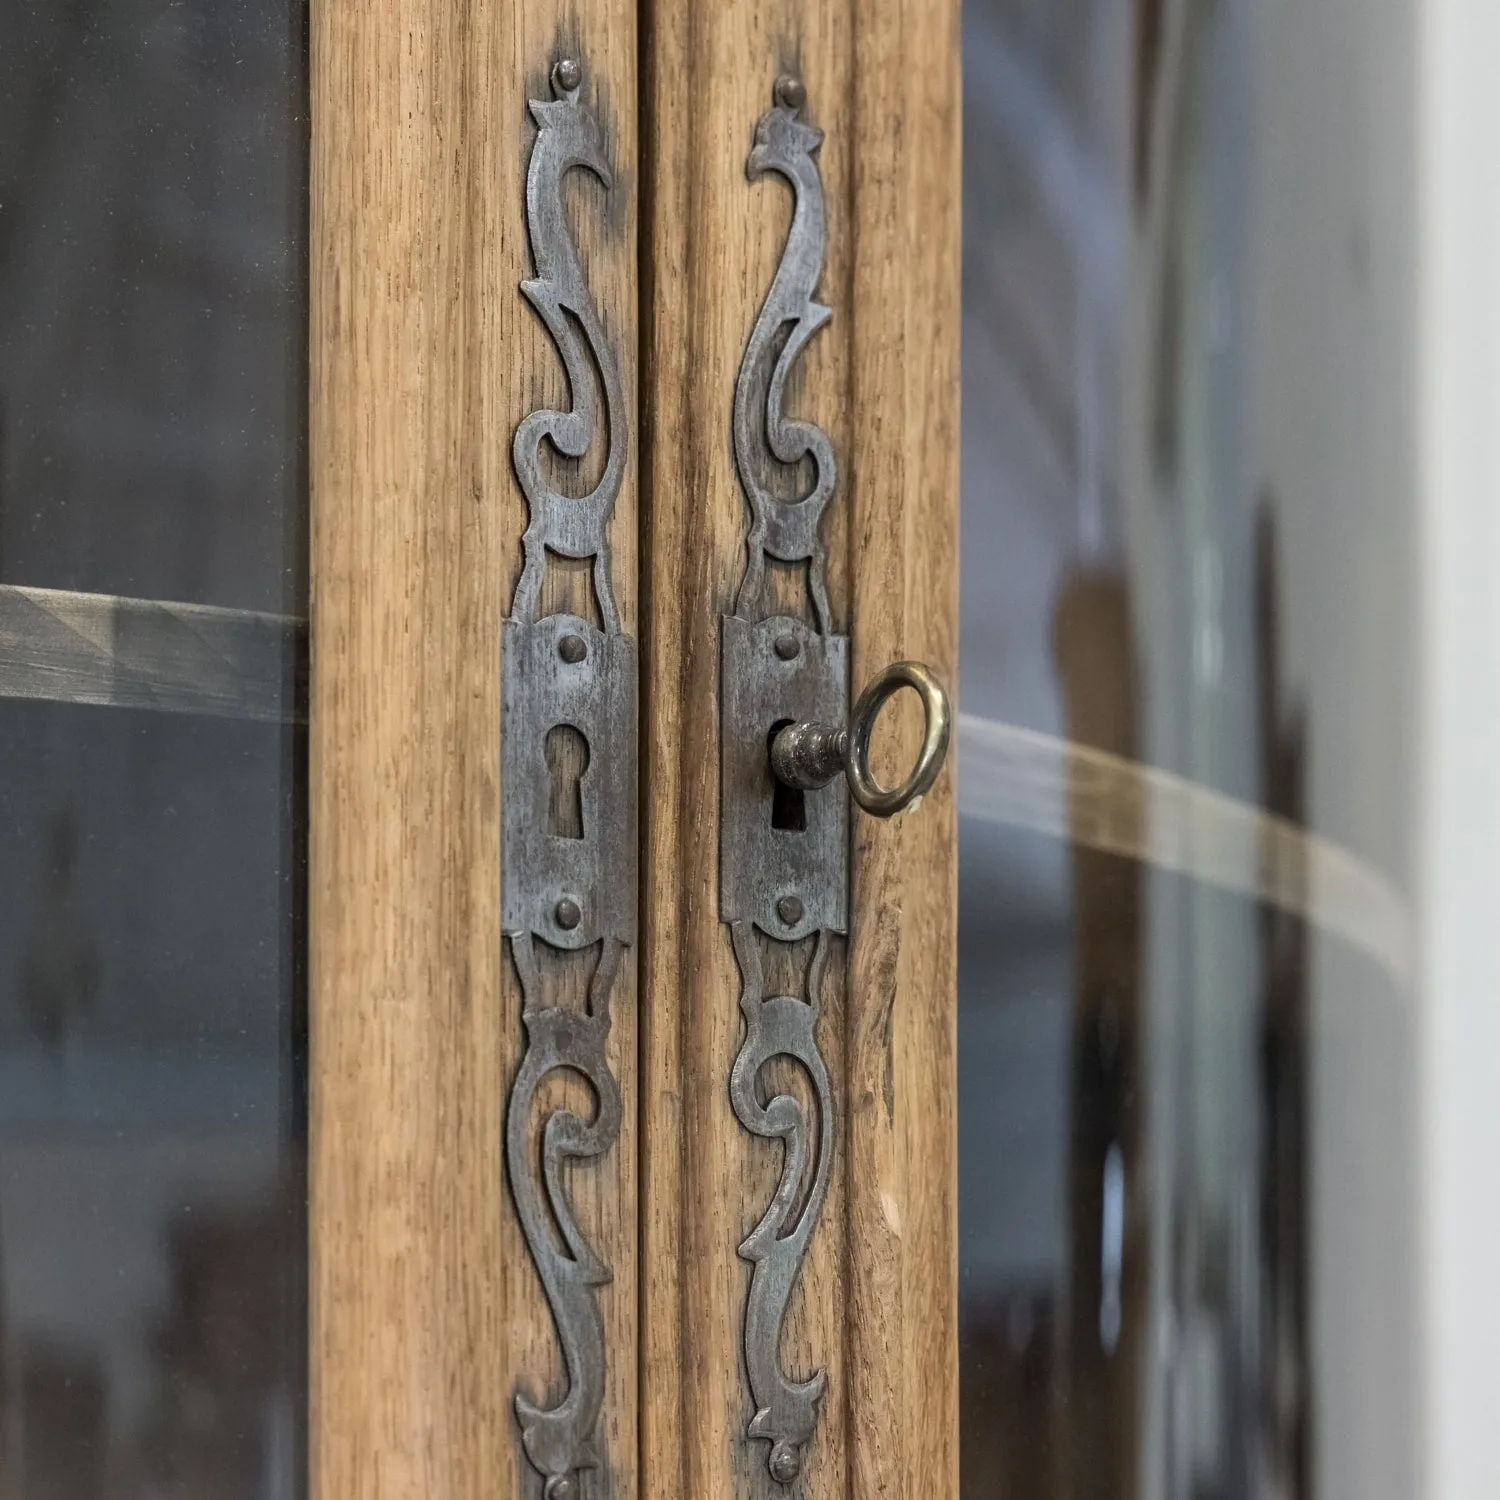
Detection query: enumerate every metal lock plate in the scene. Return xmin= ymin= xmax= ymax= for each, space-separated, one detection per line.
xmin=720 ymin=613 xmax=847 ymax=939
xmin=502 ymin=613 xmax=637 ymax=951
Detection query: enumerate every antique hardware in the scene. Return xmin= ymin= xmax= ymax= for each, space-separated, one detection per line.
xmin=720 ymin=74 xmax=952 ymax=1487
xmin=720 ymin=76 xmax=839 ymax=1488
xmin=769 ymin=659 xmax=953 ymax=817
xmin=502 ymin=57 xmax=634 ymax=1500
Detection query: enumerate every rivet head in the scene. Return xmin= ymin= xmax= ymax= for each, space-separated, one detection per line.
xmin=553 ymin=58 xmax=582 ymax=93
xmin=768 ymin=1441 xmax=802 ymax=1484
xmin=545 ymin=1476 xmax=579 ymax=1500
xmin=773 ymin=633 xmax=801 ymax=661
xmin=774 ymin=74 xmax=806 ymax=112
xmin=776 ymin=895 xmax=804 ymax=928
xmin=555 ymin=898 xmax=582 ymax=931
xmin=559 ymin=633 xmax=587 ymax=664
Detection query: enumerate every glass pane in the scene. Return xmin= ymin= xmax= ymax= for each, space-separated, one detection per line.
xmin=0 ymin=0 xmax=306 ymax=615
xmin=959 ymin=1 xmax=1418 ymax=1496
xmin=0 ymin=2 xmax=307 ymax=1496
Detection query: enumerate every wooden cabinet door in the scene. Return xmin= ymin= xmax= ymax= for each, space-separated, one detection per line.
xmin=309 ymin=1 xmax=959 ymax=1495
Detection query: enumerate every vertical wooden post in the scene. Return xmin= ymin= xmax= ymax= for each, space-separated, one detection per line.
xmin=844 ymin=0 xmax=962 ymax=1495
xmin=640 ymin=0 xmax=960 ymax=1491
xmin=309 ymin=0 xmax=638 ymax=1494
xmin=640 ymin=5 xmax=855 ymax=1493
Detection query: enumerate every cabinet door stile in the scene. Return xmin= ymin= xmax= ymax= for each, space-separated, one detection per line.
xmin=310 ymin=0 xmax=639 ymax=1495
xmin=639 ymin=0 xmax=959 ymax=1492
xmin=844 ymin=3 xmax=962 ymax=1496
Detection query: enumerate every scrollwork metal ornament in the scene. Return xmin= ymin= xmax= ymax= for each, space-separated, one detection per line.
xmin=732 ymin=72 xmax=836 ymax=633
xmin=729 ymin=924 xmax=837 ymax=1488
xmin=721 ymin=73 xmax=843 ymax=1487
xmin=503 ymin=57 xmax=635 ymax=1500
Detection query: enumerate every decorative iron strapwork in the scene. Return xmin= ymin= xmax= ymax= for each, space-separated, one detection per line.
xmin=721 ymin=74 xmax=842 ymax=1488
xmin=502 ymin=57 xmax=635 ymax=1500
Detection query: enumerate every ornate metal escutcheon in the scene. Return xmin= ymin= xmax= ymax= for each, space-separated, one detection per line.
xmin=503 ymin=56 xmax=634 ymax=1500
xmin=722 ymin=75 xmax=953 ymax=1487
xmin=722 ymin=74 xmax=842 ymax=1489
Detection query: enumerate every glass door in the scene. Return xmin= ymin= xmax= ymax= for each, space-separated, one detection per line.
xmin=0 ymin=1 xmax=309 ymax=1494
xmin=955 ymin=2 xmax=1484 ymax=1498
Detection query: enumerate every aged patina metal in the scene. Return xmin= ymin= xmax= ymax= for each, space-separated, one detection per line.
xmin=728 ymin=923 xmax=835 ymax=1487
xmin=721 ymin=613 xmax=848 ymax=941
xmin=770 ymin=660 xmax=954 ymax=818
xmin=731 ymin=75 xmax=838 ymax=633
xmin=502 ymin=56 xmax=633 ymax=1498
xmin=720 ymin=74 xmax=842 ymax=1486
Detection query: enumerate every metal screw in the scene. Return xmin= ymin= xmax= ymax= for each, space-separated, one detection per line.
xmin=559 ymin=633 xmax=587 ymax=664
xmin=554 ymin=58 xmax=582 ymax=93
xmin=774 ymin=74 xmax=806 ymax=112
xmin=555 ymin=898 xmax=582 ymax=931
xmin=768 ymin=1440 xmax=802 ymax=1484
xmin=776 ymin=895 xmax=804 ymax=928
xmin=773 ymin=633 xmax=801 ymax=661
xmin=545 ymin=1476 xmax=579 ymax=1500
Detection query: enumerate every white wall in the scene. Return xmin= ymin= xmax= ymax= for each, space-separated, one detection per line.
xmin=1417 ymin=0 xmax=1500 ymax=1493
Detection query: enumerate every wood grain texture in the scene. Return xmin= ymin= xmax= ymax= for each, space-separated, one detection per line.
xmin=640 ymin=7 xmax=851 ymax=1495
xmin=845 ymin=0 xmax=962 ymax=1495
xmin=639 ymin=0 xmax=960 ymax=1492
xmin=309 ymin=0 xmax=637 ymax=1495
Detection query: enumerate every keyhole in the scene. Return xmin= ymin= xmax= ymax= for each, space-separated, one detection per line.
xmin=545 ymin=724 xmax=590 ymax=840
xmin=768 ymin=721 xmax=807 ymax=832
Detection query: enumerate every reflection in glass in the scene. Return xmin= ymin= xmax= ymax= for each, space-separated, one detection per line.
xmin=0 ymin=2 xmax=307 ymax=1496
xmin=958 ymin=1 xmax=1417 ymax=1497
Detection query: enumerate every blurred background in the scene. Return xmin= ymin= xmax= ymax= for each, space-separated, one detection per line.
xmin=957 ymin=0 xmax=1499 ymax=1497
